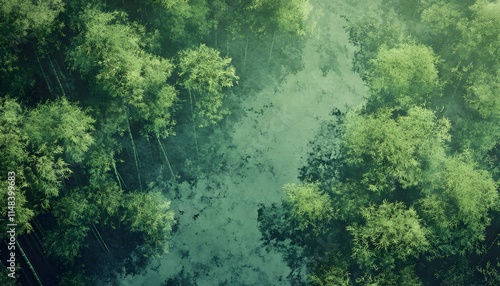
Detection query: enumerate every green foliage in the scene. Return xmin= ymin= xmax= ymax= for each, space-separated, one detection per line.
xmin=282 ymin=183 xmax=334 ymax=235
xmin=346 ymin=8 xmax=407 ymax=73
xmin=0 ymin=100 xmax=31 ymax=235
xmin=0 ymin=181 xmax=34 ymax=238
xmin=347 ymin=201 xmax=429 ymax=271
xmin=45 ymin=189 xmax=96 ymax=264
xmin=366 ymin=44 xmax=441 ymax=108
xmin=440 ymin=154 xmax=498 ymax=225
xmin=122 ymin=191 xmax=175 ymax=257
xmin=68 ymin=7 xmax=177 ymax=134
xmin=248 ymin=0 xmax=311 ymax=35
xmin=0 ymin=98 xmax=27 ymax=174
xmin=465 ymin=70 xmax=500 ymax=120
xmin=355 ymin=265 xmax=422 ymax=286
xmin=0 ymin=0 xmax=64 ymax=45
xmin=260 ymin=1 xmax=500 ymax=285
xmin=178 ymin=44 xmax=237 ymax=94
xmin=479 ymin=259 xmax=500 ymax=286
xmin=53 ymin=189 xmax=98 ymax=227
xmin=309 ymin=251 xmax=351 ymax=286
xmin=177 ymin=44 xmax=238 ymax=127
xmin=45 ymin=223 xmax=89 ymax=265
xmin=343 ymin=107 xmax=449 ymax=191
xmin=24 ymin=98 xmax=95 ymax=164
xmin=420 ymin=1 xmax=466 ymax=44
xmin=87 ymin=178 xmax=123 ymax=224
xmin=466 ymin=0 xmax=500 ymax=72
xmin=14 ymin=98 xmax=94 ymax=210
xmin=27 ymin=145 xmax=71 ymax=210
xmin=419 ymin=153 xmax=498 ymax=257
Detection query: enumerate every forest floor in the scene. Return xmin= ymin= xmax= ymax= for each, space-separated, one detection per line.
xmin=119 ymin=0 xmax=367 ymax=285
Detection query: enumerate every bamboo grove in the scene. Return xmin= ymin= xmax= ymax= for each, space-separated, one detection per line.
xmin=0 ymin=0 xmax=310 ymax=284
xmin=258 ymin=0 xmax=500 ymax=285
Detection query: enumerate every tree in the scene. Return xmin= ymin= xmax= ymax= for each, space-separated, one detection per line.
xmin=465 ymin=70 xmax=500 ymax=120
xmin=346 ymin=8 xmax=408 ymax=74
xmin=342 ymin=107 xmax=450 ymax=192
xmin=68 ymin=7 xmax=177 ymax=134
xmin=347 ymin=201 xmax=429 ymax=272
xmin=45 ymin=189 xmax=96 ymax=265
xmin=122 ymin=191 xmax=175 ymax=257
xmin=0 ymin=0 xmax=64 ymax=96
xmin=24 ymin=98 xmax=95 ymax=164
xmin=309 ymin=250 xmax=350 ymax=286
xmin=177 ymin=43 xmax=238 ymax=155
xmin=466 ymin=0 xmax=500 ymax=73
xmin=366 ymin=44 xmax=441 ymax=109
xmin=0 ymin=99 xmax=33 ymax=236
xmin=20 ymin=98 xmax=94 ymax=210
xmin=69 ymin=7 xmax=178 ymax=188
xmin=260 ymin=1 xmax=500 ymax=284
xmin=177 ymin=44 xmax=238 ymax=128
xmin=420 ymin=1 xmax=466 ymax=47
xmin=247 ymin=0 xmax=311 ymax=35
xmin=0 ymin=0 xmax=64 ymax=45
xmin=282 ymin=183 xmax=334 ymax=236
xmin=418 ymin=153 xmax=498 ymax=257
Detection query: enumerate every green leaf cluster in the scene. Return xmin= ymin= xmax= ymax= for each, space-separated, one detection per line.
xmin=282 ymin=183 xmax=334 ymax=236
xmin=178 ymin=44 xmax=238 ymax=127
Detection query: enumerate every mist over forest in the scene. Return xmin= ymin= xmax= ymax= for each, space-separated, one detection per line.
xmin=0 ymin=0 xmax=499 ymax=285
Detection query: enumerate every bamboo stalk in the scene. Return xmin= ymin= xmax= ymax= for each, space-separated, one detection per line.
xmin=91 ymin=224 xmax=110 ymax=253
xmin=189 ymin=90 xmax=199 ymax=156
xmin=34 ymin=51 xmax=52 ymax=94
xmin=214 ymin=25 xmax=218 ymax=49
xmin=127 ymin=115 xmax=143 ymax=190
xmin=268 ymin=30 xmax=276 ymax=67
xmin=156 ymin=133 xmax=176 ymax=181
xmin=48 ymin=55 xmax=66 ymax=97
xmin=33 ymin=218 xmax=45 ymax=237
xmin=29 ymin=231 xmax=50 ymax=266
xmin=17 ymin=241 xmax=44 ymax=286
xmin=112 ymin=159 xmax=123 ymax=190
xmin=243 ymin=34 xmax=249 ymax=70
xmin=479 ymin=233 xmax=500 ymax=266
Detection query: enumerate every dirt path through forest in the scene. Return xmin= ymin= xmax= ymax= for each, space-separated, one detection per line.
xmin=119 ymin=1 xmax=366 ymax=285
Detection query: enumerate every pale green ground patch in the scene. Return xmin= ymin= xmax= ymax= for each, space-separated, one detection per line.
xmin=119 ymin=0 xmax=367 ymax=285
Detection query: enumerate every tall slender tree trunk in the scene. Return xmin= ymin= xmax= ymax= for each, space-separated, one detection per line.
xmin=115 ymin=164 xmax=128 ymax=190
xmin=17 ymin=241 xmax=44 ymax=286
xmin=268 ymin=30 xmax=276 ymax=68
xmin=33 ymin=218 xmax=46 ymax=236
xmin=479 ymin=233 xmax=500 ymax=266
xmin=91 ymin=224 xmax=110 ymax=253
xmin=112 ymin=159 xmax=123 ymax=190
xmin=35 ymin=51 xmax=52 ymax=94
xmin=127 ymin=115 xmax=143 ymax=190
xmin=156 ymin=133 xmax=176 ymax=181
xmin=189 ymin=90 xmax=199 ymax=156
xmin=226 ymin=31 xmax=230 ymax=56
xmin=49 ymin=55 xmax=66 ymax=97
xmin=214 ymin=25 xmax=218 ymax=49
xmin=243 ymin=33 xmax=249 ymax=70
xmin=451 ymin=75 xmax=463 ymax=99
xmin=28 ymin=231 xmax=49 ymax=265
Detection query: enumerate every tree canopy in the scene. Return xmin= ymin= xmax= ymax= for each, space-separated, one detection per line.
xmin=258 ymin=1 xmax=500 ymax=284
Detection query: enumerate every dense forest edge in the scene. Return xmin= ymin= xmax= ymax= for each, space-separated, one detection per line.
xmin=0 ymin=0 xmax=499 ymax=285
xmin=258 ymin=0 xmax=500 ymax=285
